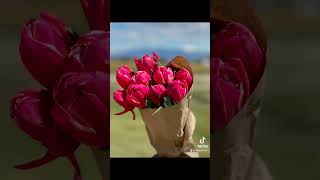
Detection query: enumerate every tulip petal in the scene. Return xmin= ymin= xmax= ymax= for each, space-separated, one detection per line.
xmin=81 ymin=0 xmax=109 ymax=31
xmin=10 ymin=89 xmax=49 ymax=142
xmin=52 ymin=72 xmax=108 ymax=147
xmin=20 ymin=25 xmax=66 ymax=87
xmin=66 ymin=31 xmax=109 ymax=74
xmin=14 ymin=152 xmax=57 ymax=170
xmin=213 ymin=20 xmax=264 ymax=91
xmin=52 ymin=104 xmax=100 ymax=146
xmin=19 ymin=13 xmax=72 ymax=87
xmin=115 ymin=109 xmax=136 ymax=120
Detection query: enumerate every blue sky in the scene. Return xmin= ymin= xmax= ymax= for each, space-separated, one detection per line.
xmin=111 ymin=23 xmax=210 ymax=55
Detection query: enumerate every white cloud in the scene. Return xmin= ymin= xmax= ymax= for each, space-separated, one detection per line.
xmin=183 ymin=44 xmax=198 ymax=53
xmin=111 ymin=23 xmax=210 ymax=52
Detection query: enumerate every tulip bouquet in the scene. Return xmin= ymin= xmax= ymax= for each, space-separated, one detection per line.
xmin=211 ymin=17 xmax=272 ymax=179
xmin=114 ymin=53 xmax=198 ymax=157
xmin=212 ymin=18 xmax=265 ymax=131
xmin=10 ymin=0 xmax=109 ymax=180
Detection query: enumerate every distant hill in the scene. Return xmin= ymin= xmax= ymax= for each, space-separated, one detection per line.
xmin=111 ymin=48 xmax=209 ymax=61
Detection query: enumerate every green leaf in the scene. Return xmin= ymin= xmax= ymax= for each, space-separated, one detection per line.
xmin=146 ymin=100 xmax=154 ymax=108
xmin=162 ymin=96 xmax=173 ymax=107
xmin=155 ymin=60 xmax=162 ymax=66
xmin=152 ymin=106 xmax=163 ymax=116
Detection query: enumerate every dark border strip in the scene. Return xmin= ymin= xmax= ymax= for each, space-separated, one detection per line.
xmin=110 ymin=158 xmax=210 ymax=179
xmin=110 ymin=0 xmax=210 ymax=22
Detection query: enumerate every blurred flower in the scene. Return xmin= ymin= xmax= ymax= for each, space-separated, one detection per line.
xmin=212 ymin=57 xmax=250 ymax=130
xmin=175 ymin=68 xmax=193 ymax=89
xmin=153 ymin=66 xmax=174 ymax=85
xmin=13 ymin=1 xmax=111 ymax=179
xmin=10 ymin=89 xmax=81 ymax=180
xmin=113 ymin=90 xmax=136 ymax=120
xmin=116 ymin=65 xmax=133 ymax=89
xmin=126 ymin=84 xmax=149 ymax=108
xmin=212 ymin=19 xmax=263 ymax=130
xmin=67 ymin=30 xmax=109 ymax=73
xmin=213 ymin=20 xmax=264 ymax=91
xmin=167 ymin=80 xmax=188 ymax=104
xmin=51 ymin=71 xmax=108 ymax=148
xmin=153 ymin=51 xmax=160 ymax=62
xmin=131 ymin=71 xmax=151 ymax=86
xmin=81 ymin=0 xmax=109 ymax=31
xmin=134 ymin=54 xmax=156 ymax=74
xmin=19 ymin=12 xmax=74 ymax=87
xmin=149 ymin=84 xmax=166 ymax=106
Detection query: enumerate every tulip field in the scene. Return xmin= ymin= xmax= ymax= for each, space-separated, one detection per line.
xmin=110 ymin=59 xmax=211 ymax=157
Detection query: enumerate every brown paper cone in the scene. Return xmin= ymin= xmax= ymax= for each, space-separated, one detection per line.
xmin=139 ymin=89 xmax=199 ymax=158
xmin=211 ymin=71 xmax=273 ymax=180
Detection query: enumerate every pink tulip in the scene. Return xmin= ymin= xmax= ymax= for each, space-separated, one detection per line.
xmin=212 ymin=57 xmax=250 ymax=131
xmin=131 ymin=71 xmax=151 ymax=85
xmin=134 ymin=54 xmax=156 ymax=74
xmin=149 ymin=84 xmax=166 ymax=106
xmin=81 ymin=0 xmax=109 ymax=31
xmin=167 ymin=80 xmax=188 ymax=103
xmin=153 ymin=66 xmax=174 ymax=85
xmin=51 ymin=71 xmax=108 ymax=148
xmin=213 ymin=20 xmax=264 ymax=91
xmin=19 ymin=12 xmax=73 ymax=87
xmin=10 ymin=89 xmax=81 ymax=180
xmin=67 ymin=30 xmax=109 ymax=73
xmin=212 ymin=19 xmax=264 ymax=131
xmin=153 ymin=51 xmax=160 ymax=62
xmin=113 ymin=90 xmax=136 ymax=120
xmin=126 ymin=84 xmax=149 ymax=109
xmin=116 ymin=65 xmax=133 ymax=89
xmin=175 ymin=68 xmax=193 ymax=89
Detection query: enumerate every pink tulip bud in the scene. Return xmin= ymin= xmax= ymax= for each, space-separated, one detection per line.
xmin=153 ymin=66 xmax=174 ymax=85
xmin=67 ymin=30 xmax=109 ymax=73
xmin=149 ymin=84 xmax=166 ymax=106
xmin=126 ymin=84 xmax=149 ymax=109
xmin=81 ymin=0 xmax=109 ymax=31
xmin=134 ymin=54 xmax=156 ymax=74
xmin=212 ymin=57 xmax=250 ymax=131
xmin=19 ymin=12 xmax=73 ymax=88
xmin=10 ymin=89 xmax=81 ymax=180
xmin=113 ymin=90 xmax=136 ymax=120
xmin=167 ymin=80 xmax=188 ymax=103
xmin=212 ymin=19 xmax=264 ymax=131
xmin=131 ymin=71 xmax=151 ymax=85
xmin=153 ymin=51 xmax=160 ymax=62
xmin=51 ymin=71 xmax=108 ymax=148
xmin=114 ymin=90 xmax=133 ymax=111
xmin=175 ymin=68 xmax=193 ymax=89
xmin=116 ymin=65 xmax=133 ymax=89
xmin=213 ymin=20 xmax=264 ymax=91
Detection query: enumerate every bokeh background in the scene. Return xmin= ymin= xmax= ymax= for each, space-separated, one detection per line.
xmin=0 ymin=1 xmax=102 ymax=179
xmin=110 ymin=23 xmax=211 ymax=157
xmin=252 ymin=0 xmax=320 ymax=179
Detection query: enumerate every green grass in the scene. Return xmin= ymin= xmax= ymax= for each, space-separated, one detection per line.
xmin=110 ymin=71 xmax=210 ymax=157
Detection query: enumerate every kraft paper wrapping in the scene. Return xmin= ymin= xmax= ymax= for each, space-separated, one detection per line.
xmin=211 ymin=71 xmax=273 ymax=180
xmin=139 ymin=88 xmax=199 ymax=158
